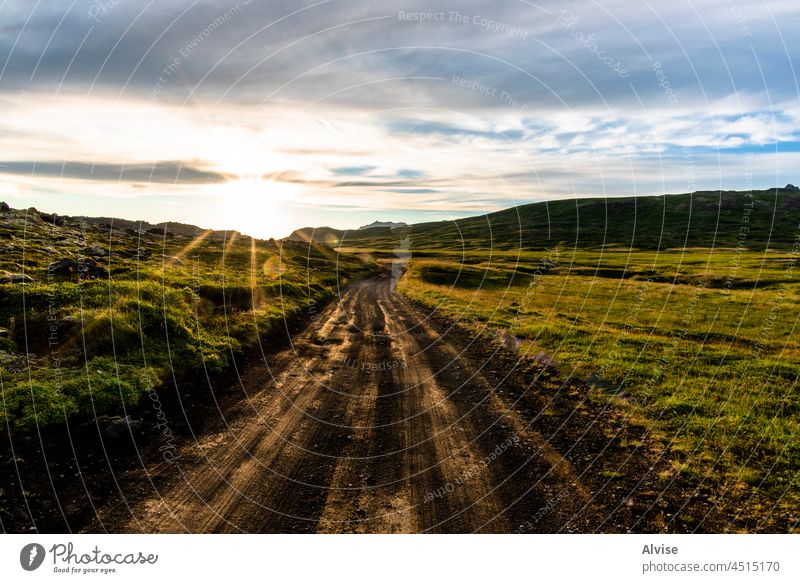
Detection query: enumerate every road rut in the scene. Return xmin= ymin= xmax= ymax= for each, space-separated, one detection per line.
xmin=90 ymin=275 xmax=724 ymax=533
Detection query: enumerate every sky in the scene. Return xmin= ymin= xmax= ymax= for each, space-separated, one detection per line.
xmin=0 ymin=0 xmax=798 ymax=238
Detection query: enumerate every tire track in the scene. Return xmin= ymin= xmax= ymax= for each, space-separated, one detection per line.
xmin=93 ymin=275 xmax=704 ymax=533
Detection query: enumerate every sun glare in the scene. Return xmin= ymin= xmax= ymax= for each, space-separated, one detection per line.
xmin=215 ymin=177 xmax=296 ymax=239
xmin=0 ymin=181 xmax=18 ymax=197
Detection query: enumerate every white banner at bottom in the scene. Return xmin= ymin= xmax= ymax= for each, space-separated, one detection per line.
xmin=1 ymin=534 xmax=797 ymax=583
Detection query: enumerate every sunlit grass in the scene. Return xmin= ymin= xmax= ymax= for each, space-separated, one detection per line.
xmin=0 ymin=217 xmax=373 ymax=431
xmin=397 ymin=247 xmax=800 ymax=518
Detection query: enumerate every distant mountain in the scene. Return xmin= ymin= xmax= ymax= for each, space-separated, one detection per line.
xmin=359 ymin=220 xmax=407 ymax=230
xmin=287 ymin=186 xmax=800 ymax=251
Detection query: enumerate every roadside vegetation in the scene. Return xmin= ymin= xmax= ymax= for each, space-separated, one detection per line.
xmin=322 ymin=188 xmax=800 ymax=528
xmin=0 ymin=205 xmax=372 ymax=432
xmin=393 ymin=246 xmax=800 ymax=524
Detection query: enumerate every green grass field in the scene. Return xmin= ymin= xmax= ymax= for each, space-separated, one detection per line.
xmin=292 ymin=187 xmax=800 ymax=251
xmin=324 ymin=188 xmax=800 ymax=523
xmin=3 ymin=191 xmax=798 ymax=526
xmin=392 ymin=245 xmax=800 ymax=522
xmin=0 ymin=207 xmax=373 ymax=432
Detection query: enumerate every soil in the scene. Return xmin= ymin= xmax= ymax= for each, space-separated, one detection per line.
xmin=2 ymin=275 xmax=745 ymax=533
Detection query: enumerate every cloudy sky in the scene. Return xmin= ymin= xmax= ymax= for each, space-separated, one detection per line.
xmin=0 ymin=0 xmax=798 ymax=237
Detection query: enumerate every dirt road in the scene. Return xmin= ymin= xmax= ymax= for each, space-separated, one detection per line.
xmin=90 ymin=275 xmax=725 ymax=533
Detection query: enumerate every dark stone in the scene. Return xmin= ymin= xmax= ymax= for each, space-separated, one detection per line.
xmin=96 ymin=415 xmax=145 ymax=441
xmin=47 ymin=259 xmax=79 ymax=276
xmin=0 ymin=201 xmax=9 ymax=212
xmin=785 ymin=184 xmax=799 ymax=192
xmin=47 ymin=258 xmax=108 ymax=279
xmin=82 ymin=245 xmax=108 ymax=257
xmin=0 ymin=273 xmax=34 ymax=284
xmin=38 ymin=212 xmax=65 ymax=226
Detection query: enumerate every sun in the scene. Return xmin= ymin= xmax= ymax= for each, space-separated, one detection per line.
xmin=0 ymin=180 xmax=18 ymax=197
xmin=213 ymin=177 xmax=298 ymax=239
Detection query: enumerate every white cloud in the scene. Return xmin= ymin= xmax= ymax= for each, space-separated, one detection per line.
xmin=0 ymin=0 xmax=798 ymax=234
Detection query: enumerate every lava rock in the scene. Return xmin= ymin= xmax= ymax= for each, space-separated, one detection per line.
xmin=0 ymin=273 xmax=34 ymax=284
xmin=47 ymin=258 xmax=108 ymax=279
xmin=97 ymin=415 xmax=145 ymax=440
xmin=41 ymin=213 xmax=65 ymax=226
xmin=82 ymin=245 xmax=108 ymax=257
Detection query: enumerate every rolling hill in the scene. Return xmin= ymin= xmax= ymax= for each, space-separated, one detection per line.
xmin=289 ymin=186 xmax=800 ymax=251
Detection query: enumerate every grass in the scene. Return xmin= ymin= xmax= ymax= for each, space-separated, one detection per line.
xmin=3 ymin=191 xmax=798 ymax=526
xmin=0 ymin=208 xmax=374 ymax=432
xmin=392 ymin=245 xmax=800 ymax=523
xmin=292 ymin=187 xmax=800 ymax=251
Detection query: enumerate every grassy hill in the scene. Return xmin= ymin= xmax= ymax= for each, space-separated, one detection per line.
xmin=340 ymin=186 xmax=799 ymax=529
xmin=0 ymin=204 xmax=374 ymax=432
xmin=289 ymin=185 xmax=800 ymax=530
xmin=290 ymin=187 xmax=800 ymax=252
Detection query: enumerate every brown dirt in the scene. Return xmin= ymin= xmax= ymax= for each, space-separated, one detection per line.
xmin=3 ymin=274 xmax=743 ymax=533
xmin=68 ymin=274 xmax=735 ymax=533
